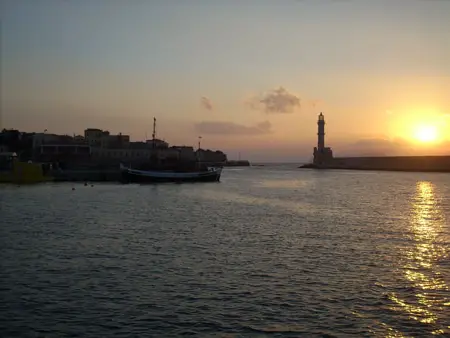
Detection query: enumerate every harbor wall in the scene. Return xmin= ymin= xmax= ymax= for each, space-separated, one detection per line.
xmin=50 ymin=169 xmax=122 ymax=182
xmin=328 ymin=155 xmax=450 ymax=172
xmin=48 ymin=161 xmax=231 ymax=182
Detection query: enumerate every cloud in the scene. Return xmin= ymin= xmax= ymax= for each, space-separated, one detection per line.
xmin=346 ymin=138 xmax=414 ymax=156
xmin=200 ymin=97 xmax=213 ymax=111
xmin=248 ymin=87 xmax=301 ymax=114
xmin=195 ymin=120 xmax=272 ymax=135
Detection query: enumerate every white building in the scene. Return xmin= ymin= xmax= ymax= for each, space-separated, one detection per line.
xmin=84 ymin=128 xmax=130 ymax=148
xmin=91 ymin=148 xmax=150 ymax=160
xmin=32 ymin=133 xmax=62 ymax=148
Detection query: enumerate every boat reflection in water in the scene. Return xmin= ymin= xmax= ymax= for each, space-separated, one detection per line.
xmin=388 ymin=181 xmax=449 ymax=336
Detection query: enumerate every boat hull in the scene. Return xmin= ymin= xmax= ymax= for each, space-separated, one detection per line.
xmin=120 ymin=166 xmax=222 ymax=184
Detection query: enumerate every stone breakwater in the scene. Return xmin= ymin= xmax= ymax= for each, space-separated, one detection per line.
xmin=49 ymin=169 xmax=122 ymax=182
xmin=299 ymin=155 xmax=450 ymax=173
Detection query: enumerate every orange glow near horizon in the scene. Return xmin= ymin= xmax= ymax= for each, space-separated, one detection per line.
xmin=388 ymin=109 xmax=449 ymax=146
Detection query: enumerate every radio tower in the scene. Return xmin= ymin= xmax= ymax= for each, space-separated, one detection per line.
xmin=152 ymin=117 xmax=156 ymax=150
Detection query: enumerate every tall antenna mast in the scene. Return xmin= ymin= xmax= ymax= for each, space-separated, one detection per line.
xmin=152 ymin=117 xmax=156 ymax=150
xmin=152 ymin=117 xmax=156 ymax=141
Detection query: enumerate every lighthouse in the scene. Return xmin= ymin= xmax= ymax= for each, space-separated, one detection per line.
xmin=313 ymin=112 xmax=333 ymax=166
xmin=317 ymin=112 xmax=325 ymax=150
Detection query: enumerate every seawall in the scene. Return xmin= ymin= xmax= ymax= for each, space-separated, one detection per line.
xmin=300 ymin=155 xmax=450 ymax=173
xmin=50 ymin=169 xmax=122 ymax=182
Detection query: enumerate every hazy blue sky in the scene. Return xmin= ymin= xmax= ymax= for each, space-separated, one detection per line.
xmin=2 ymin=0 xmax=449 ymax=161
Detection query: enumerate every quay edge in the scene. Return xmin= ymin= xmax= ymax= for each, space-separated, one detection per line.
xmin=299 ymin=155 xmax=450 ymax=173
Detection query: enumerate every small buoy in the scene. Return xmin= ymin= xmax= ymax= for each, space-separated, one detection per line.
xmin=72 ymin=187 xmax=75 ymax=191
xmin=84 ymin=182 xmax=88 ymax=186
xmin=91 ymin=185 xmax=94 ymax=187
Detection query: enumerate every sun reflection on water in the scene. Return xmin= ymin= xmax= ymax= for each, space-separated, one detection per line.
xmin=388 ymin=181 xmax=449 ymax=334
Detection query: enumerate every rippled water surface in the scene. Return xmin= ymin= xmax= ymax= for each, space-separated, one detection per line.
xmin=1 ymin=166 xmax=450 ymax=337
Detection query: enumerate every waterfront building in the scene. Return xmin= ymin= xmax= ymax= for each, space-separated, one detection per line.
xmin=84 ymin=128 xmax=130 ymax=148
xmin=196 ymin=149 xmax=227 ymax=164
xmin=146 ymin=139 xmax=169 ymax=149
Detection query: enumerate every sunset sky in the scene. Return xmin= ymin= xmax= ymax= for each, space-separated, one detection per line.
xmin=2 ymin=0 xmax=449 ymax=161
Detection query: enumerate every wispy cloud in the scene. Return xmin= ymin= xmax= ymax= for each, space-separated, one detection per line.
xmin=339 ymin=137 xmax=450 ymax=156
xmin=200 ymin=97 xmax=213 ymax=111
xmin=339 ymin=138 xmax=415 ymax=156
xmin=195 ymin=120 xmax=272 ymax=135
xmin=247 ymin=87 xmax=301 ymax=114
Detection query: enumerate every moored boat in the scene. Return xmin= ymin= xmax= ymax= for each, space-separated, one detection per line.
xmin=119 ymin=164 xmax=222 ymax=183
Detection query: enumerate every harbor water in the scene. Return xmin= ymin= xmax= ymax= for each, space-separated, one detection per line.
xmin=1 ymin=165 xmax=449 ymax=337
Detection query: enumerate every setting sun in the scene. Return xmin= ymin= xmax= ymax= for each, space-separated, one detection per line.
xmin=415 ymin=125 xmax=438 ymax=143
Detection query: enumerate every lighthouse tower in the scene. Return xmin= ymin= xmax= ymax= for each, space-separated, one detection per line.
xmin=317 ymin=112 xmax=325 ymax=150
xmin=313 ymin=112 xmax=333 ymax=166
